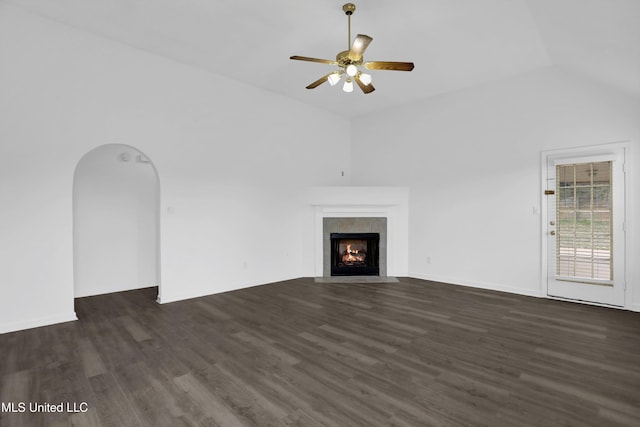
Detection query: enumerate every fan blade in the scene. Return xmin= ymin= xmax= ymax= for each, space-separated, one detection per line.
xmin=305 ymin=73 xmax=335 ymax=89
xmin=290 ymin=55 xmax=337 ymax=65
xmin=348 ymin=34 xmax=373 ymax=62
xmin=354 ymin=75 xmax=375 ymax=94
xmin=364 ymin=61 xmax=415 ymax=71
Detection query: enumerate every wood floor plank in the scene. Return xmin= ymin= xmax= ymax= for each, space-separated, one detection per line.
xmin=88 ymin=373 xmax=144 ymax=426
xmin=173 ymin=372 xmax=249 ymax=427
xmin=119 ymin=315 xmax=153 ymax=342
xmin=77 ymin=336 xmax=107 ymax=378
xmin=0 ymin=278 xmax=638 ymax=426
xmin=317 ymin=323 xmax=398 ymax=354
xmin=212 ymin=361 xmax=290 ymax=423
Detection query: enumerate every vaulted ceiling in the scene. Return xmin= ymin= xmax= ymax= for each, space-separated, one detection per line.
xmin=4 ymin=0 xmax=639 ymax=117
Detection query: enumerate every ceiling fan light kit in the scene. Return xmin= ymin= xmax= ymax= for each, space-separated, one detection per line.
xmin=290 ymin=3 xmax=414 ymax=94
xmin=327 ymin=72 xmax=342 ymax=86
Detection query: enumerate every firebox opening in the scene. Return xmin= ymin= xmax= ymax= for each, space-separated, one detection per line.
xmin=330 ymin=233 xmax=380 ymax=276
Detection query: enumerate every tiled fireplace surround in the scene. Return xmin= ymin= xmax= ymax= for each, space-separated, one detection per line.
xmin=323 ymin=217 xmax=387 ymax=277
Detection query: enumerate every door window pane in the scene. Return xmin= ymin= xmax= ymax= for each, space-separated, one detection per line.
xmin=556 ymin=161 xmax=612 ymax=281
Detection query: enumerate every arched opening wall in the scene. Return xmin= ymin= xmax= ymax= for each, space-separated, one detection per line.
xmin=73 ymin=144 xmax=160 ymax=299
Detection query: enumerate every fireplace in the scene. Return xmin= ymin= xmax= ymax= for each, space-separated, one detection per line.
xmin=330 ymin=233 xmax=380 ymax=276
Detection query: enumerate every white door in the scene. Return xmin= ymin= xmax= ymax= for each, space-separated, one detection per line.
xmin=544 ymin=147 xmax=626 ymax=306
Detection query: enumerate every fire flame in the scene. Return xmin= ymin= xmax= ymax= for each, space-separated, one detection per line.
xmin=342 ymin=244 xmax=366 ymax=263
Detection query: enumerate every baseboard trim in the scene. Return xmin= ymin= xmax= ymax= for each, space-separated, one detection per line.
xmin=408 ymin=273 xmax=640 ymax=311
xmin=158 ymin=289 xmax=217 ymax=305
xmin=158 ymin=275 xmax=298 ymax=304
xmin=408 ymin=273 xmax=542 ymax=298
xmin=0 ymin=312 xmax=77 ymax=335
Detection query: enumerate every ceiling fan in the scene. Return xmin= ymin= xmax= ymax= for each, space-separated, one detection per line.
xmin=290 ymin=3 xmax=414 ymax=94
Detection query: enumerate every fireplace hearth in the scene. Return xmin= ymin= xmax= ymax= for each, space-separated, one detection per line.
xmin=330 ymin=233 xmax=380 ymax=276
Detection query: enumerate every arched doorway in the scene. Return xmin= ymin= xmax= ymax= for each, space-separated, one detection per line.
xmin=73 ymin=144 xmax=160 ymax=301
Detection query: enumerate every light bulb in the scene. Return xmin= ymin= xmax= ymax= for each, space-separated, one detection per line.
xmin=359 ymin=73 xmax=372 ymax=86
xmin=346 ymin=64 xmax=358 ymax=77
xmin=327 ymin=72 xmax=341 ymax=86
xmin=343 ymin=79 xmax=354 ymax=93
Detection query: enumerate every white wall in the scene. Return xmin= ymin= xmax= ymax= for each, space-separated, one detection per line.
xmin=0 ymin=4 xmax=351 ymax=332
xmin=351 ymin=66 xmax=640 ymax=310
xmin=73 ymin=144 xmax=159 ymax=298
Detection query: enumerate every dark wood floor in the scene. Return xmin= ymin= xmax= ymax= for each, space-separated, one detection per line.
xmin=1 ymin=278 xmax=639 ymax=426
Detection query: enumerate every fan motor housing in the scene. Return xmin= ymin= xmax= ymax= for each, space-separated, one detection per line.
xmin=336 ymin=50 xmax=362 ymax=67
